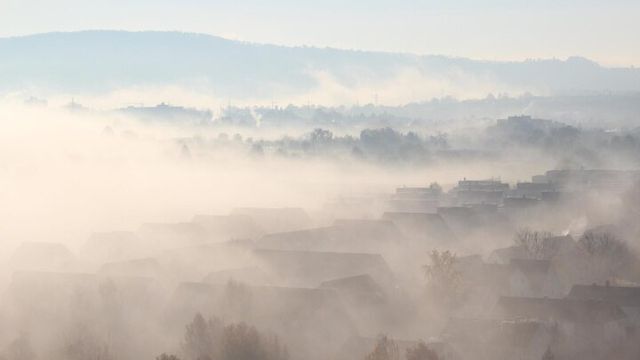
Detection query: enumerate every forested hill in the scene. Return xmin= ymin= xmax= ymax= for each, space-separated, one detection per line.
xmin=1 ymin=30 xmax=639 ymax=98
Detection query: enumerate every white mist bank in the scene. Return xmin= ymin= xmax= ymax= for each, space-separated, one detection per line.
xmin=0 ymin=101 xmax=557 ymax=252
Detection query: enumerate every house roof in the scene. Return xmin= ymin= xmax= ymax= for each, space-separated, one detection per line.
xmin=503 ymin=197 xmax=540 ymax=209
xmin=488 ymin=246 xmax=530 ymax=264
xmin=191 ymin=214 xmax=264 ymax=240
xmin=489 ymin=235 xmax=577 ymax=263
xmin=7 ymin=270 xmax=155 ymax=310
xmin=256 ymin=219 xmax=405 ymax=253
xmin=10 ymin=242 xmax=77 ymax=270
xmin=339 ymin=336 xmax=460 ymax=360
xmin=231 ymin=207 xmax=312 ymax=233
xmin=494 ymin=296 xmax=626 ymax=324
xmin=332 ymin=218 xmax=404 ymax=239
xmin=158 ymin=240 xmax=256 ymax=279
xmin=11 ymin=241 xmax=75 ymax=260
xmin=320 ymin=274 xmax=387 ymax=305
xmin=456 ymin=254 xmax=484 ymax=267
xmin=257 ymin=226 xmax=335 ymax=250
xmin=444 ymin=317 xmax=556 ymax=347
xmin=83 ymin=231 xmax=159 ymax=263
xmin=436 ymin=206 xmax=511 ymax=238
xmin=252 ymin=249 xmax=395 ymax=288
xmin=509 ymin=259 xmax=551 ymax=275
xmin=10 ymin=270 xmax=95 ymax=288
xmin=169 ymin=281 xmax=355 ymax=329
xmin=461 ymin=258 xmax=552 ymax=293
xmin=382 ymin=212 xmax=457 ymax=243
xmin=84 ymin=231 xmax=139 ymax=247
xmin=202 ymin=267 xmax=273 ymax=286
xmin=98 ymin=257 xmax=163 ymax=278
xmin=138 ymin=222 xmax=207 ymax=239
xmin=169 ymin=281 xmax=357 ymax=360
xmin=567 ymin=284 xmax=640 ymax=308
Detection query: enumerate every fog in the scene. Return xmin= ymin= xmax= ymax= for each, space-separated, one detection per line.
xmin=0 ymin=100 xmax=562 ymax=246
xmin=2 ymin=29 xmax=640 ymax=360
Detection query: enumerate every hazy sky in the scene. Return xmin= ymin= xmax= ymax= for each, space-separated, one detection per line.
xmin=1 ymin=0 xmax=639 ymax=66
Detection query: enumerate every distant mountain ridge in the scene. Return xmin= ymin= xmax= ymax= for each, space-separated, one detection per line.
xmin=1 ymin=30 xmax=639 ymax=99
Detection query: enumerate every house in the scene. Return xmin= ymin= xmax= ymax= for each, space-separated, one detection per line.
xmin=493 ymin=296 xmax=627 ymax=358
xmin=456 ymin=179 xmax=510 ymax=193
xmin=509 ymin=259 xmax=563 ymax=297
xmin=167 ymin=282 xmax=357 ymax=360
xmin=568 ymin=284 xmax=640 ymax=307
xmin=81 ymin=231 xmax=143 ymax=263
xmin=202 ymin=266 xmax=274 ymax=286
xmin=333 ymin=219 xmax=404 ymax=240
xmin=459 ymin=259 xmax=564 ymax=314
xmin=137 ymin=222 xmax=208 ymax=251
xmin=256 ymin=226 xmax=337 ymax=251
xmin=385 ymin=186 xmax=442 ymax=213
xmin=543 ymin=169 xmax=640 ymax=193
xmin=510 ymin=182 xmax=558 ymax=199
xmin=454 ymin=254 xmax=484 ymax=274
xmin=451 ymin=179 xmax=509 ymax=206
xmin=436 ymin=207 xmax=484 ymax=238
xmin=502 ymin=196 xmax=540 ymax=211
xmin=436 ymin=206 xmax=512 ymax=242
xmin=487 ymin=235 xmax=578 ymax=264
xmin=493 ymin=296 xmax=626 ymax=323
xmin=385 ymin=198 xmax=439 ymax=214
xmin=320 ymin=274 xmax=387 ymax=306
xmin=251 ymin=249 xmax=396 ymax=289
xmin=158 ymin=240 xmax=255 ymax=281
xmin=457 ymin=190 xmax=505 ymax=206
xmin=231 ymin=207 xmax=312 ymax=233
xmin=4 ymin=270 xmax=159 ymax=338
xmin=191 ymin=214 xmax=264 ymax=241
xmin=324 ymin=195 xmax=382 ymax=219
xmin=567 ymin=284 xmax=640 ymax=326
xmin=319 ymin=274 xmax=391 ymax=333
xmin=338 ymin=336 xmax=460 ymax=360
xmin=382 ymin=212 xmax=457 ymax=247
xmin=256 ymin=219 xmax=406 ymax=254
xmin=394 ymin=186 xmax=441 ymax=200
xmin=98 ymin=257 xmax=164 ymax=278
xmin=3 ymin=269 xmax=162 ymax=359
xmin=468 ymin=258 xmax=560 ymax=296
xmin=443 ymin=317 xmax=557 ymax=360
xmin=487 ymin=245 xmax=531 ymax=264
xmin=9 ymin=242 xmax=77 ymax=271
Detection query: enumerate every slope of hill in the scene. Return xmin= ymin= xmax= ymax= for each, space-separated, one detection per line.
xmin=1 ymin=31 xmax=639 ymax=99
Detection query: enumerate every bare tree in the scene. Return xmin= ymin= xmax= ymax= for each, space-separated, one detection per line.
xmin=181 ymin=314 xmax=288 ymax=360
xmin=261 ymin=334 xmax=288 ymax=360
xmin=51 ymin=321 xmax=114 ymax=360
xmin=423 ymin=250 xmax=462 ymax=306
xmin=59 ymin=333 xmax=113 ymax=360
xmin=3 ymin=334 xmax=36 ymax=360
xmin=578 ymin=230 xmax=635 ymax=281
xmin=406 ymin=342 xmax=439 ymax=360
xmin=182 ymin=313 xmax=221 ymax=360
xmin=222 ymin=322 xmax=287 ymax=360
xmin=514 ymin=228 xmax=553 ymax=259
xmin=365 ymin=335 xmax=399 ymax=360
xmin=156 ymin=354 xmax=181 ymax=360
xmin=222 ymin=323 xmax=264 ymax=360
